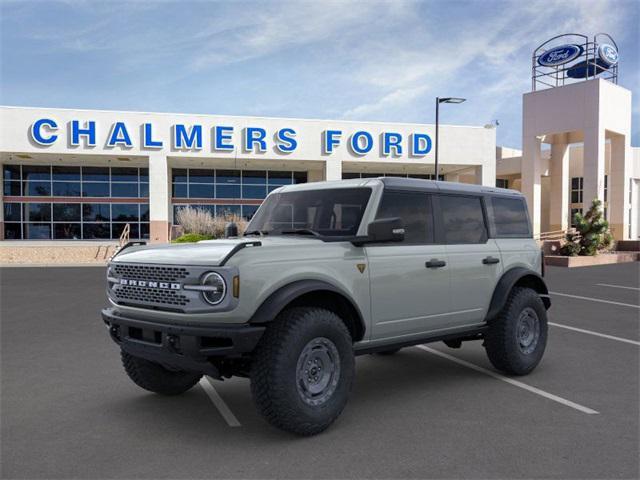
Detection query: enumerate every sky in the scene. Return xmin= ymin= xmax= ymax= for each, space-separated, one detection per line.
xmin=1 ymin=0 xmax=638 ymax=149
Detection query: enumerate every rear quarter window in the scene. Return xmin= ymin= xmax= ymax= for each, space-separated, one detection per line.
xmin=490 ymin=197 xmax=531 ymax=237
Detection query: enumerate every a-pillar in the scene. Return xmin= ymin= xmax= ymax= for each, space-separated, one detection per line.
xmin=582 ymin=126 xmax=606 ymax=211
xmin=609 ymin=133 xmax=631 ymax=240
xmin=148 ymin=153 xmax=171 ymax=243
xmin=325 ymin=159 xmax=342 ymax=181
xmin=522 ymin=135 xmax=543 ymax=236
xmin=549 ymin=135 xmax=570 ymax=232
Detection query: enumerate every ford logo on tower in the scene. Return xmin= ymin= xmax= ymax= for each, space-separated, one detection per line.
xmin=537 ymin=44 xmax=583 ymax=67
xmin=598 ymin=43 xmax=619 ymax=67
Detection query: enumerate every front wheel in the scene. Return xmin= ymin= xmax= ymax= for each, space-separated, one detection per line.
xmin=484 ymin=287 xmax=548 ymax=376
xmin=250 ymin=307 xmax=355 ymax=436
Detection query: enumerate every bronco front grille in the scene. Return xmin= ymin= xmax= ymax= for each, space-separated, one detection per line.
xmin=113 ymin=264 xmax=189 ymax=282
xmin=114 ymin=285 xmax=190 ymax=308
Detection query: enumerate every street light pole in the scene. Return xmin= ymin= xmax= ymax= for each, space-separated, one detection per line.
xmin=434 ymin=96 xmax=466 ymax=180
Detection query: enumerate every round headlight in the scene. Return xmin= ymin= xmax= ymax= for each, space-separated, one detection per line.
xmin=201 ymin=272 xmax=226 ymax=305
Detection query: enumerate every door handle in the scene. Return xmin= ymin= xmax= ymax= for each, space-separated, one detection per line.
xmin=482 ymin=256 xmax=500 ymax=265
xmin=426 ymin=259 xmax=446 ymax=268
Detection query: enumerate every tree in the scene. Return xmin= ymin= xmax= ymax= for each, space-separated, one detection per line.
xmin=560 ymin=199 xmax=614 ymax=256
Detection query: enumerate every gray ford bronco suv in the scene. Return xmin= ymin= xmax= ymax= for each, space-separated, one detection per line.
xmin=103 ymin=177 xmax=550 ymax=435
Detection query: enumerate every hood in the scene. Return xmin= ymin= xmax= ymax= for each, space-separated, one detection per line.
xmin=111 ymin=236 xmax=323 ymax=266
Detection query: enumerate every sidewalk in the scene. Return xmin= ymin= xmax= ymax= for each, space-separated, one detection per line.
xmin=0 ymin=241 xmax=117 ymax=266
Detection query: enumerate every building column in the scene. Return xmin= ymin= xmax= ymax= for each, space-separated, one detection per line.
xmin=324 ymin=159 xmax=342 ymax=181
xmin=522 ymin=135 xmax=543 ymax=236
xmin=148 ymin=153 xmax=170 ymax=244
xmin=307 ymin=168 xmax=324 ymax=183
xmin=582 ymin=126 xmax=606 ymax=211
xmin=609 ymin=134 xmax=631 ymax=240
xmin=548 ymin=136 xmax=570 ymax=232
xmin=474 ymin=163 xmax=495 ymax=187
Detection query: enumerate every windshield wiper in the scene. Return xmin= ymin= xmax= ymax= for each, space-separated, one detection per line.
xmin=280 ymin=228 xmax=322 ymax=238
xmin=243 ymin=230 xmax=269 ymax=236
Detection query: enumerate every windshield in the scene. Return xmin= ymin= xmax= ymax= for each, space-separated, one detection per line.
xmin=245 ymin=187 xmax=372 ymax=237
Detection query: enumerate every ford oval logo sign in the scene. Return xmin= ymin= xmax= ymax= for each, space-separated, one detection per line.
xmin=598 ymin=44 xmax=618 ymax=67
xmin=538 ymin=44 xmax=583 ymax=67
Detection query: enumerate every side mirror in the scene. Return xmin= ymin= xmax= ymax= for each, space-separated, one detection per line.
xmin=353 ymin=217 xmax=405 ymax=245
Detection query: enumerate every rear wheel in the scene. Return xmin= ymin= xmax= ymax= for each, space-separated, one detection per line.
xmin=250 ymin=307 xmax=355 ymax=436
xmin=484 ymin=287 xmax=548 ymax=375
xmin=121 ymin=350 xmax=202 ymax=395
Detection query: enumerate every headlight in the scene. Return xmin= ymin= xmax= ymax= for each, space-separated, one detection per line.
xmin=200 ymin=272 xmax=226 ymax=305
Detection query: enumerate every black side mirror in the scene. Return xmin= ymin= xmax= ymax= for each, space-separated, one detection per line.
xmin=353 ymin=217 xmax=405 ymax=245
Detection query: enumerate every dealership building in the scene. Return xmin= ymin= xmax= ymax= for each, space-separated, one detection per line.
xmin=0 ymin=34 xmax=638 ymax=244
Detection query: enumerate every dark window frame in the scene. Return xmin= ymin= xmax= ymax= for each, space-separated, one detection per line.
xmin=434 ymin=194 xmax=489 ymax=245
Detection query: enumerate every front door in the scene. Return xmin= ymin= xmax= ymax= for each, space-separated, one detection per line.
xmin=366 ymin=190 xmax=452 ymax=341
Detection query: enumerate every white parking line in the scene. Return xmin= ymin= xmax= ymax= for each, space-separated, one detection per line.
xmin=550 ymin=291 xmax=640 ymax=309
xmin=416 ymin=345 xmax=599 ymax=415
xmin=596 ymin=283 xmax=640 ymax=292
xmin=549 ymin=322 xmax=640 ymax=346
xmin=199 ymin=377 xmax=241 ymax=427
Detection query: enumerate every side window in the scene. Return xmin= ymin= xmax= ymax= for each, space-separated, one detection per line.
xmin=491 ymin=197 xmax=531 ymax=237
xmin=375 ymin=191 xmax=433 ymax=244
xmin=439 ymin=195 xmax=487 ymax=244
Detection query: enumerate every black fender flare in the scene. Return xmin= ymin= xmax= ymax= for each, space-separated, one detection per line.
xmin=485 ymin=267 xmax=550 ymax=322
xmin=248 ymin=279 xmax=366 ymax=340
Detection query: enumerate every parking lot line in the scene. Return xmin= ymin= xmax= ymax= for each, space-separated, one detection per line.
xmin=416 ymin=345 xmax=599 ymax=415
xmin=199 ymin=377 xmax=241 ymax=427
xmin=550 ymin=291 xmax=640 ymax=309
xmin=549 ymin=322 xmax=640 ymax=346
xmin=595 ymin=283 xmax=640 ymax=292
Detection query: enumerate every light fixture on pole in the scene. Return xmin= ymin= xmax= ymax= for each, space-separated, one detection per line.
xmin=435 ymin=97 xmax=466 ymax=180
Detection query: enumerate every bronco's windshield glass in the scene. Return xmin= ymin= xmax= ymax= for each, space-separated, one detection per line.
xmin=245 ymin=188 xmax=372 ymax=237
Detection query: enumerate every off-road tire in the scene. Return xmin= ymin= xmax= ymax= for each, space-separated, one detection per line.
xmin=250 ymin=307 xmax=355 ymax=436
xmin=376 ymin=348 xmax=401 ymax=356
xmin=484 ymin=287 xmax=548 ymax=375
xmin=121 ymin=350 xmax=202 ymax=395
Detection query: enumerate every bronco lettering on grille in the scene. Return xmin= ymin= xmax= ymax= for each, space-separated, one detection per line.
xmin=119 ymin=279 xmax=181 ymax=290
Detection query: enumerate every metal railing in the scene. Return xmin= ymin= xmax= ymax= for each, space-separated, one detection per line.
xmin=535 ymin=228 xmax=579 ymax=242
xmin=118 ymin=223 xmax=131 ymax=248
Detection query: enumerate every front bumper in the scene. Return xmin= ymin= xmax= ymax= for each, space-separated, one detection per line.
xmin=102 ymin=308 xmax=265 ymax=377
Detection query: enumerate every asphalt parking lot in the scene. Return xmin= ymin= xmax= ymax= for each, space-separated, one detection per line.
xmin=1 ymin=263 xmax=638 ymax=479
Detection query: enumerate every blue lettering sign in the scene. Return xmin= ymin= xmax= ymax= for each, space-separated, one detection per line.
xmin=350 ymin=131 xmax=373 ymax=155
xmin=411 ymin=133 xmax=432 ymax=156
xmin=214 ymin=126 xmax=234 ymax=151
xmin=143 ymin=123 xmax=163 ymax=148
xmin=71 ymin=120 xmax=96 ymax=147
xmin=30 ymin=118 xmax=58 ymax=145
xmin=323 ymin=130 xmax=342 ymax=154
xmin=173 ymin=124 xmax=203 ymax=149
xmin=275 ymin=128 xmax=297 ymax=153
xmin=245 ymin=127 xmax=267 ymax=152
xmin=107 ymin=122 xmax=133 ymax=147
xmin=383 ymin=132 xmax=403 ymax=156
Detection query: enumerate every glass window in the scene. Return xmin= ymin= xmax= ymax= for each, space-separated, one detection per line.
xmin=4 ymin=222 xmax=22 ymax=239
xmin=4 ymin=203 xmax=21 ymax=221
xmin=22 ymin=165 xmax=50 ymax=181
xmin=82 ymin=167 xmax=110 ymax=181
xmin=24 ymin=223 xmax=51 ymax=239
xmin=242 ymin=185 xmax=267 ymax=199
xmin=52 ymin=166 xmax=80 ymax=181
xmin=361 ymin=173 xmax=384 ymax=178
xmin=112 ymin=204 xmax=139 ymax=221
xmin=172 ymin=168 xmax=188 ymax=183
xmin=111 ymin=183 xmax=139 ymax=197
xmin=189 ymin=169 xmax=215 ymax=183
xmin=172 ymin=183 xmax=188 ymax=198
xmin=268 ymin=172 xmax=292 ymax=185
xmin=25 ymin=181 xmax=51 ymax=196
xmin=439 ymin=195 xmax=487 ymax=244
xmin=52 ymin=182 xmax=81 ymax=197
xmin=242 ymin=205 xmax=259 ymax=220
xmin=24 ymin=203 xmax=51 ymax=222
xmin=375 ymin=191 xmax=432 ymax=244
xmin=242 ymin=170 xmax=266 ymax=184
xmin=491 ymin=197 xmax=530 ymax=237
xmin=83 ymin=223 xmax=110 ymax=239
xmin=140 ymin=223 xmax=150 ymax=239
xmin=3 ymin=164 xmax=21 ymax=181
xmin=188 ymin=184 xmax=215 ymax=198
xmin=496 ymin=179 xmax=509 ymax=189
xmin=112 ymin=222 xmax=139 ymax=240
xmin=140 ymin=183 xmax=149 ymax=197
xmin=217 ymin=205 xmax=241 ymax=217
xmin=140 ymin=204 xmax=150 ymax=221
xmin=4 ymin=181 xmax=21 ymax=196
xmin=54 ymin=223 xmax=81 ymax=239
xmin=216 ymin=170 xmax=240 ymax=184
xmin=82 ymin=182 xmax=110 ymax=197
xmin=216 ymin=184 xmax=241 ymax=199
xmin=139 ymin=168 xmax=149 ymax=182
xmin=111 ymin=167 xmax=138 ymax=182
xmin=342 ymin=173 xmax=361 ymax=179
xmin=53 ymin=203 xmax=81 ymax=222
xmin=83 ymin=203 xmax=110 ymax=221
xmin=293 ymin=172 xmax=307 ymax=184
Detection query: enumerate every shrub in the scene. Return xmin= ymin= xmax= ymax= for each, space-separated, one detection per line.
xmin=173 ymin=233 xmax=214 ymax=243
xmin=175 ymin=206 xmax=249 ymax=239
xmin=560 ymin=199 xmax=614 ymax=256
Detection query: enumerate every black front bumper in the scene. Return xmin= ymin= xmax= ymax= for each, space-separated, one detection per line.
xmin=102 ymin=308 xmax=265 ymax=378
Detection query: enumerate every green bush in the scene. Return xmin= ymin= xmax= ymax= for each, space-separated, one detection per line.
xmin=560 ymin=199 xmax=614 ymax=256
xmin=172 ymin=233 xmax=214 ymax=243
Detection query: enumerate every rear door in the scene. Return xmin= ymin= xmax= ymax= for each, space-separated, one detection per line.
xmin=366 ymin=190 xmax=451 ymax=341
xmin=435 ymin=194 xmax=503 ymax=326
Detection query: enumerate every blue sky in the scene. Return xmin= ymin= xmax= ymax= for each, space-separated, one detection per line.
xmin=1 ymin=0 xmax=638 ymax=148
